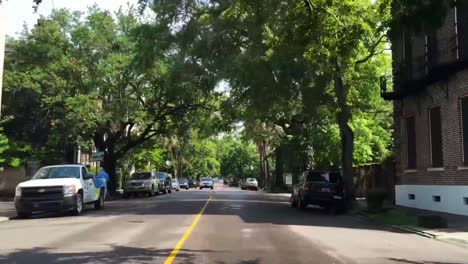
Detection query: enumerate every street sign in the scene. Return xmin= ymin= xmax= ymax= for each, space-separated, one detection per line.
xmin=91 ymin=151 xmax=105 ymax=162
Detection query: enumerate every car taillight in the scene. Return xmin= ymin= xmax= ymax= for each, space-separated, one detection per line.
xmin=303 ymin=182 xmax=311 ymax=191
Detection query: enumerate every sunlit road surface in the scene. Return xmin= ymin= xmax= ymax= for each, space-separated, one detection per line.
xmin=0 ymin=184 xmax=467 ymax=264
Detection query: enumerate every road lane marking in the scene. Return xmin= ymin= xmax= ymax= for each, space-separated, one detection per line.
xmin=163 ymin=195 xmax=212 ymax=264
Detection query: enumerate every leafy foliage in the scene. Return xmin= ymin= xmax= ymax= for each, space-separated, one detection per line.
xmin=3 ymin=7 xmax=218 ymax=191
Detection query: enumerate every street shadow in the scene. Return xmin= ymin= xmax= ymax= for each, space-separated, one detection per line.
xmin=214 ymin=259 xmax=261 ymax=264
xmin=387 ymin=258 xmax=465 ymax=264
xmin=74 ymin=192 xmax=410 ymax=234
xmin=0 ymin=245 xmax=219 ymax=264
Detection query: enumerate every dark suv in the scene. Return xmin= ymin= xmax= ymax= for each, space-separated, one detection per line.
xmin=290 ymin=170 xmax=345 ymax=212
xmin=155 ymin=172 xmax=172 ymax=194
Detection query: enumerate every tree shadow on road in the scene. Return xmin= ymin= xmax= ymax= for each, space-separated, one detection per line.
xmin=75 ymin=196 xmax=410 ymax=234
xmin=214 ymin=259 xmax=261 ymax=264
xmin=387 ymin=258 xmax=465 ymax=264
xmin=0 ymin=245 xmax=218 ymax=264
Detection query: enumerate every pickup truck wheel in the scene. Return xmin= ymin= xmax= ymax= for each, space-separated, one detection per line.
xmin=168 ymin=189 xmax=172 ymax=194
xmin=298 ymin=198 xmax=307 ymax=210
xmin=94 ymin=190 xmax=105 ymax=210
xmin=211 ymin=187 xmax=214 ymax=190
xmin=290 ymin=195 xmax=298 ymax=208
xmin=72 ymin=192 xmax=83 ymax=216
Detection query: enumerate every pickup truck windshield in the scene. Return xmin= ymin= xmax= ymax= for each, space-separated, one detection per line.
xmin=131 ymin=173 xmax=152 ymax=180
xmin=32 ymin=167 xmax=80 ymax=180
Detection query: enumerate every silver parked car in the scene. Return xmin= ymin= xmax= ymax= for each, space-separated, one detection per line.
xmin=179 ymin=178 xmax=189 ymax=190
xmin=124 ymin=172 xmax=159 ymax=198
xmin=244 ymin=178 xmax=258 ymax=191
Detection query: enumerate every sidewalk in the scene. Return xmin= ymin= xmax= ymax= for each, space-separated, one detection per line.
xmin=0 ymin=201 xmax=15 ymax=222
xmin=396 ymin=207 xmax=468 ymax=247
xmin=360 ymin=205 xmax=468 ymax=248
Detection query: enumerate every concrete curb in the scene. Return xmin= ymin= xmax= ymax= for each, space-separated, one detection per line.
xmin=0 ymin=217 xmax=9 ymax=223
xmin=353 ymin=213 xmax=437 ymax=239
xmin=388 ymin=224 xmax=437 ymax=239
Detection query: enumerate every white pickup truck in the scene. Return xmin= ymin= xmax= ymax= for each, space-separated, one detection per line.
xmin=14 ymin=164 xmax=107 ymax=218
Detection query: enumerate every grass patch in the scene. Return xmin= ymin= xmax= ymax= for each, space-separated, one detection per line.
xmin=368 ymin=210 xmax=417 ymax=226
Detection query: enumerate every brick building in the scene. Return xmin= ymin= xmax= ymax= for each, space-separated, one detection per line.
xmin=383 ymin=1 xmax=468 ymax=216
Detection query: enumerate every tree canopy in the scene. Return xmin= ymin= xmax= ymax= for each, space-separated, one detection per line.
xmin=2 ymin=0 xmax=442 ymax=198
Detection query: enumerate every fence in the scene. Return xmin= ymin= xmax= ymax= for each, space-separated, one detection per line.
xmin=354 ymin=161 xmax=396 ymax=202
xmin=0 ymin=162 xmax=40 ymax=197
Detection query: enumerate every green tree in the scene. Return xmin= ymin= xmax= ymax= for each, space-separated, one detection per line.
xmin=217 ymin=136 xmax=258 ymax=181
xmin=3 ymin=7 xmax=218 ymax=192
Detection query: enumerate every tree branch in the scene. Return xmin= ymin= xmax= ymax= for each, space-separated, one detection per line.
xmin=355 ymin=34 xmax=387 ymax=66
xmin=304 ymin=0 xmax=314 ymax=19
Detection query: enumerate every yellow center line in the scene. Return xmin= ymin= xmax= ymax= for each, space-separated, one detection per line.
xmin=163 ymin=195 xmax=212 ymax=264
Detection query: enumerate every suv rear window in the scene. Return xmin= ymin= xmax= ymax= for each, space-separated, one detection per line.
xmin=131 ymin=173 xmax=152 ymax=180
xmin=307 ymin=171 xmax=342 ymax=183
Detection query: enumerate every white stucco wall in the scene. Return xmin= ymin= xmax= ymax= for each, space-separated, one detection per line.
xmin=396 ymin=185 xmax=468 ymax=216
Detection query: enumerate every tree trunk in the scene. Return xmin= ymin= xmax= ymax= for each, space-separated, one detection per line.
xmin=339 ymin=118 xmax=355 ymax=202
xmin=275 ymin=145 xmax=284 ymax=187
xmin=333 ymin=57 xmax=355 ymax=205
xmin=265 ymin=150 xmax=271 ymax=190
xmin=64 ymin=142 xmax=75 ymax=164
xmin=257 ymin=143 xmax=265 ymax=188
xmin=103 ymin=145 xmax=118 ymax=194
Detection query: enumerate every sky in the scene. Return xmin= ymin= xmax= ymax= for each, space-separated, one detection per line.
xmin=0 ymin=0 xmax=138 ymax=37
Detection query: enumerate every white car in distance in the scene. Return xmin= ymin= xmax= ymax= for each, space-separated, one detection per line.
xmin=171 ymin=179 xmax=180 ymax=191
xmin=199 ymin=177 xmax=214 ymax=190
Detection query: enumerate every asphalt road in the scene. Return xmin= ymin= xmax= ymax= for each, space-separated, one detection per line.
xmin=0 ymin=185 xmax=467 ymax=264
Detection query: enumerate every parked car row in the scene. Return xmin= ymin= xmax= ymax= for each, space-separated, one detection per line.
xmin=13 ymin=163 xmax=225 ymax=218
xmin=123 ymin=172 xmax=199 ymax=198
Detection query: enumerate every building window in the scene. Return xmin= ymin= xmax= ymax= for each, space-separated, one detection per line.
xmin=408 ymin=194 xmax=416 ymax=200
xmin=406 ymin=116 xmax=417 ymax=169
xmin=461 ymin=97 xmax=468 ymax=165
xmin=429 ymin=107 xmax=443 ymax=167
xmin=433 ymin=195 xmax=441 ymax=202
xmin=464 ymin=197 xmax=468 ymax=205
